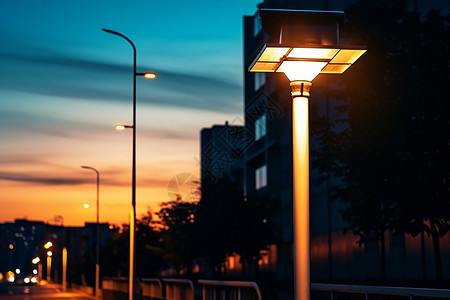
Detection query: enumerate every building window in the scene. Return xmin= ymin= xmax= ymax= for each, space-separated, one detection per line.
xmin=254 ymin=72 xmax=265 ymax=91
xmin=255 ymin=114 xmax=266 ymax=141
xmin=255 ymin=165 xmax=267 ymax=190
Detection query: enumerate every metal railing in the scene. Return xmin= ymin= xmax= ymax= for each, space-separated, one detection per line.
xmin=102 ymin=277 xmax=129 ymax=300
xmin=163 ymin=278 xmax=195 ymax=300
xmin=199 ymin=279 xmax=262 ymax=300
xmin=142 ymin=278 xmax=163 ymax=299
xmin=311 ymin=283 xmax=450 ymax=300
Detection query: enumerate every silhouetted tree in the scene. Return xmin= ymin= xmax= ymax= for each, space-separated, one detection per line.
xmin=234 ymin=192 xmax=279 ymax=278
xmin=311 ymin=0 xmax=450 ymax=281
xmin=136 ymin=209 xmax=167 ymax=278
xmin=154 ymin=200 xmax=198 ymax=276
xmin=195 ymin=176 xmax=244 ymax=276
xmin=196 ymin=175 xmax=278 ymax=278
xmin=101 ymin=211 xmax=167 ymax=279
xmin=102 ymin=225 xmax=129 ymax=278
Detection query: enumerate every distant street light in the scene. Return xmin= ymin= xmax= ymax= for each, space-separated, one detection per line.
xmin=103 ymin=28 xmax=156 ymax=300
xmin=46 ymin=245 xmax=52 ymax=282
xmin=249 ymin=9 xmax=365 ymax=300
xmin=62 ymin=247 xmax=67 ymax=292
xmin=81 ymin=165 xmax=100 ymax=299
xmin=115 ymin=125 xmax=133 ymax=131
xmin=32 ymin=257 xmax=42 ymax=282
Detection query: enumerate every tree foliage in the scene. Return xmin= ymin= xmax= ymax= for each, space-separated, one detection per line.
xmin=200 ymin=175 xmax=279 ymax=276
xmin=311 ymin=0 xmax=450 ymax=281
xmin=151 ymin=175 xmax=280 ymax=278
xmin=153 ymin=200 xmax=198 ymax=275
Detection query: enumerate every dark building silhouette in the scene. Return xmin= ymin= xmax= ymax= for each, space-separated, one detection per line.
xmin=200 ymin=121 xmax=245 ymax=187
xmin=0 ymin=219 xmax=114 ymax=284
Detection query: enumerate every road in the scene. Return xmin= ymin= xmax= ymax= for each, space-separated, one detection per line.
xmin=0 ymin=282 xmax=95 ymax=300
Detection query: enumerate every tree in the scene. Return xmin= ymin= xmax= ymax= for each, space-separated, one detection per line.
xmin=311 ymin=0 xmax=450 ymax=281
xmin=101 ymin=211 xmax=167 ymax=279
xmin=135 ymin=209 xmax=167 ymax=278
xmin=154 ymin=200 xmax=198 ymax=276
xmin=196 ymin=175 xmax=278 ymax=278
xmin=195 ymin=176 xmax=245 ymax=276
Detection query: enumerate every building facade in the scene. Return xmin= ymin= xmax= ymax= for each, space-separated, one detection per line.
xmin=0 ymin=219 xmax=114 ymax=284
xmin=200 ymin=121 xmax=245 ymax=187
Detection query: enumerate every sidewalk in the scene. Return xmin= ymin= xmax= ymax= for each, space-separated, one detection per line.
xmin=43 ymin=282 xmax=99 ymax=299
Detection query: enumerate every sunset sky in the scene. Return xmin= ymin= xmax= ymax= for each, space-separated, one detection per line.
xmin=0 ymin=0 xmax=262 ymax=226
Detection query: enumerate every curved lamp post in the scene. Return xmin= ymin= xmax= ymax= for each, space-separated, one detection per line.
xmin=81 ymin=165 xmax=100 ymax=299
xmin=103 ymin=28 xmax=156 ymax=300
xmin=249 ymin=9 xmax=366 ymax=300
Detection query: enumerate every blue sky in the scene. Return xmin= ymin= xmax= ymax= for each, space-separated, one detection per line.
xmin=0 ymin=0 xmax=262 ymax=226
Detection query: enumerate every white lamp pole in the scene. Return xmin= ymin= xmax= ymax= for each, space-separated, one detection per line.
xmin=81 ymin=165 xmax=100 ymax=299
xmin=102 ymin=28 xmax=156 ymax=300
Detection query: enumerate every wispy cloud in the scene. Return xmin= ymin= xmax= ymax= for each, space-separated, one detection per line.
xmin=0 ymin=171 xmax=86 ymax=186
xmin=0 ymin=46 xmax=243 ymax=113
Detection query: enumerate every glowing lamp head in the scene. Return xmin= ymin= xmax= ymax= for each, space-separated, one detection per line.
xmin=83 ymin=203 xmax=90 ymax=209
xmin=44 ymin=242 xmax=53 ymax=249
xmin=32 ymin=257 xmax=40 ymax=264
xmin=47 ymin=251 xmax=52 ymax=257
xmin=115 ymin=125 xmax=125 ymax=130
xmin=279 ymin=61 xmax=327 ymax=82
xmin=144 ymin=73 xmax=156 ymax=79
xmin=249 ymin=46 xmax=366 ymax=85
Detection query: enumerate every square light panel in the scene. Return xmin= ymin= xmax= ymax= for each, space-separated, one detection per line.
xmin=249 ymin=46 xmax=366 ymax=77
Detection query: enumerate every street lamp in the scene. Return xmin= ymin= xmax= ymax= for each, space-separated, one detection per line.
xmin=32 ymin=257 xmax=42 ymax=282
xmin=46 ymin=246 xmax=52 ymax=282
xmin=81 ymin=165 xmax=100 ymax=299
xmin=249 ymin=9 xmax=365 ymax=300
xmin=103 ymin=28 xmax=156 ymax=300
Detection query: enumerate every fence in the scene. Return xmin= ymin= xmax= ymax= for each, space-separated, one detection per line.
xmin=311 ymin=283 xmax=450 ymax=300
xmin=102 ymin=278 xmax=450 ymax=300
xmin=102 ymin=277 xmax=129 ymax=300
xmin=142 ymin=278 xmax=163 ymax=299
xmin=199 ymin=279 xmax=262 ymax=300
xmin=163 ymin=279 xmax=195 ymax=300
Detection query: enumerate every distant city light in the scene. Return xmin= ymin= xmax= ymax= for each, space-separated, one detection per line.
xmin=44 ymin=242 xmax=53 ymax=249
xmin=15 ymin=268 xmax=20 ymax=274
xmin=31 ymin=277 xmax=38 ymax=283
xmin=24 ymin=277 xmax=30 ymax=284
xmin=33 ymin=269 xmax=38 ymax=275
xmin=9 ymin=244 xmax=13 ymax=250
xmin=32 ymin=257 xmax=40 ymax=264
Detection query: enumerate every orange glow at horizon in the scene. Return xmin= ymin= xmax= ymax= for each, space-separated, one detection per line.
xmin=0 ymin=156 xmax=200 ymax=227
xmin=0 ymin=103 xmax=228 ymax=228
